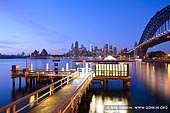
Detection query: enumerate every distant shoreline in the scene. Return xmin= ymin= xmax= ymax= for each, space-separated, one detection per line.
xmin=0 ymin=56 xmax=26 ymax=59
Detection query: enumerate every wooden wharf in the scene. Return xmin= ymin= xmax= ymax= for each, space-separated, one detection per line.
xmin=0 ymin=60 xmax=132 ymax=113
xmin=11 ymin=65 xmax=76 ymax=89
xmin=0 ymin=72 xmax=93 ymax=113
xmin=28 ymin=72 xmax=92 ymax=113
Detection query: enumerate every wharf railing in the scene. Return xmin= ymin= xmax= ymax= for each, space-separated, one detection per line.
xmin=0 ymin=71 xmax=79 ymax=113
xmin=52 ymin=72 xmax=93 ymax=113
xmin=93 ymin=63 xmax=131 ymax=90
xmin=94 ymin=63 xmax=129 ymax=77
xmin=11 ymin=68 xmax=76 ymax=77
xmin=77 ymin=68 xmax=91 ymax=73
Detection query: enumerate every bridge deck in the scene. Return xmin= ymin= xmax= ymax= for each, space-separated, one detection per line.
xmin=27 ymin=73 xmax=90 ymax=113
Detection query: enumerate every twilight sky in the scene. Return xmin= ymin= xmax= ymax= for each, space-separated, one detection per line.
xmin=0 ymin=0 xmax=170 ymax=55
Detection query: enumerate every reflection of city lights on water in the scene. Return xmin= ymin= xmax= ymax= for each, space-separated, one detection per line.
xmin=136 ymin=62 xmax=170 ymax=101
xmin=89 ymin=95 xmax=128 ymax=113
xmin=168 ymin=64 xmax=170 ymax=80
xmin=29 ymin=95 xmax=35 ymax=107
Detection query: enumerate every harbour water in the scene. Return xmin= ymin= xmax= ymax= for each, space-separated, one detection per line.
xmin=0 ymin=58 xmax=170 ymax=113
xmin=79 ymin=61 xmax=170 ymax=113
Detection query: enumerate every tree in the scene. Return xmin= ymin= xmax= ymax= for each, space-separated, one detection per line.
xmin=147 ymin=51 xmax=166 ymax=58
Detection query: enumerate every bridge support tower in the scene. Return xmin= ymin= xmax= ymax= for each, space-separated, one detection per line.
xmin=135 ymin=48 xmax=147 ymax=59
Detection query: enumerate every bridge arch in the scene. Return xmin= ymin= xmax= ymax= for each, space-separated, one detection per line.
xmin=139 ymin=5 xmax=170 ymax=44
xmin=134 ymin=5 xmax=170 ymax=58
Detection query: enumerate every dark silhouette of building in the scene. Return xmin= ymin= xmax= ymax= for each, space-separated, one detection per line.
xmin=30 ymin=49 xmax=50 ymax=58
xmin=113 ymin=46 xmax=117 ymax=56
xmin=40 ymin=49 xmax=48 ymax=56
xmin=66 ymin=41 xmax=121 ymax=57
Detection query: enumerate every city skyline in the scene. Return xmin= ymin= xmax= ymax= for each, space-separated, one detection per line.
xmin=0 ymin=0 xmax=170 ymax=55
xmin=65 ymin=41 xmax=118 ymax=57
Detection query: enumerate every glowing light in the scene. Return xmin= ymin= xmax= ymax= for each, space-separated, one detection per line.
xmin=104 ymin=55 xmax=117 ymax=60
xmin=61 ymin=67 xmax=64 ymax=71
xmin=29 ymin=95 xmax=35 ymax=107
xmin=89 ymin=95 xmax=128 ymax=113
xmin=168 ymin=64 xmax=170 ymax=80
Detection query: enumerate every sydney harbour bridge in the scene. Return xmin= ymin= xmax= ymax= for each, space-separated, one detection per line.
xmin=127 ymin=5 xmax=170 ymax=59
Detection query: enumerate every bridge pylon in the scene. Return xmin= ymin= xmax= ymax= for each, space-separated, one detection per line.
xmin=134 ymin=48 xmax=147 ymax=59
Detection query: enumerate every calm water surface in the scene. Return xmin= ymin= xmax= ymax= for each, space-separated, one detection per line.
xmin=79 ymin=61 xmax=170 ymax=113
xmin=0 ymin=59 xmax=170 ymax=113
xmin=0 ymin=58 xmax=73 ymax=107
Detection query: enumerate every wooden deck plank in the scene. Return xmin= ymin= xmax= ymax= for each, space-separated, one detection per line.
xmin=27 ymin=74 xmax=89 ymax=113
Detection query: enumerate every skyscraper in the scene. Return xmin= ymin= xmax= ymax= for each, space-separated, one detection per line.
xmin=109 ymin=45 xmax=113 ymax=55
xmin=121 ymin=48 xmax=127 ymax=54
xmin=81 ymin=44 xmax=84 ymax=48
xmin=113 ymin=46 xmax=117 ymax=56
xmin=75 ymin=41 xmax=79 ymax=49
xmin=89 ymin=44 xmax=93 ymax=52
xmin=75 ymin=41 xmax=79 ymax=56
xmin=94 ymin=46 xmax=98 ymax=51
xmin=71 ymin=43 xmax=74 ymax=50
xmin=134 ymin=42 xmax=138 ymax=57
xmin=104 ymin=44 xmax=109 ymax=55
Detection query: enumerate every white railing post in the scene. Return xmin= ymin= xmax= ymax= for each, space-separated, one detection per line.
xmin=36 ymin=93 xmax=39 ymax=105
xmin=61 ymin=80 xmax=63 ymax=88
xmin=67 ymin=77 xmax=69 ymax=84
xmin=50 ymin=84 xmax=54 ymax=95
xmin=12 ymin=105 xmax=16 ymax=113
xmin=6 ymin=107 xmax=10 ymax=113
xmin=57 ymin=110 xmax=62 ymax=113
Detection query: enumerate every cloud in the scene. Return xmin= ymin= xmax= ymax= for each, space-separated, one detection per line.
xmin=0 ymin=45 xmax=14 ymax=48
xmin=48 ymin=48 xmax=69 ymax=55
xmin=20 ymin=19 xmax=70 ymax=44
xmin=0 ymin=45 xmax=31 ymax=55
xmin=1 ymin=6 xmax=71 ymax=44
xmin=0 ymin=40 xmax=18 ymax=45
xmin=0 ymin=5 xmax=73 ymax=54
xmin=0 ymin=45 xmax=28 ymax=50
xmin=4 ymin=11 xmax=70 ymax=44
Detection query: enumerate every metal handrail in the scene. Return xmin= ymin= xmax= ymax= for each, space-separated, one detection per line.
xmin=0 ymin=71 xmax=79 ymax=113
xmin=52 ymin=72 xmax=93 ymax=113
